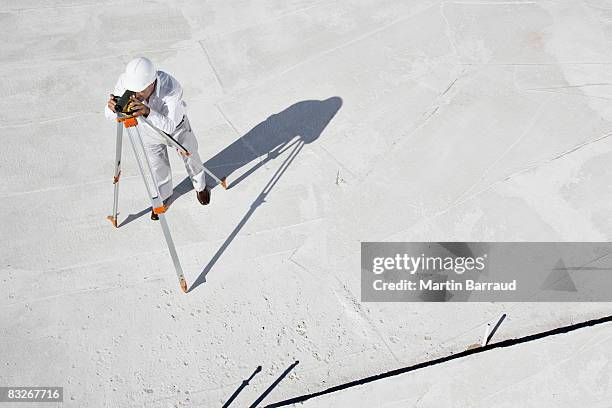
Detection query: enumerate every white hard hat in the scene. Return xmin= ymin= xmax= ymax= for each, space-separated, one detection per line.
xmin=124 ymin=57 xmax=156 ymax=92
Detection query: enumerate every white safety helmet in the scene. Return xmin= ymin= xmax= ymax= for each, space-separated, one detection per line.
xmin=124 ymin=57 xmax=156 ymax=92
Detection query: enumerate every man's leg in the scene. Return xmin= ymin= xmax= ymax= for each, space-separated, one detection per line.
xmin=175 ymin=119 xmax=209 ymax=204
xmin=144 ymin=143 xmax=173 ymax=218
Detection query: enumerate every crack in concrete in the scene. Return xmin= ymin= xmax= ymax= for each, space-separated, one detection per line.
xmin=441 ymin=76 xmax=460 ymax=97
xmin=199 ymin=40 xmax=226 ymax=94
xmin=266 ymin=315 xmax=612 ymax=407
xmin=440 ymin=1 xmax=459 ymax=60
xmin=214 ymin=103 xmax=264 ymax=159
xmin=525 ymin=82 xmax=612 ymax=90
xmin=331 ymin=278 xmax=402 ymax=366
xmin=384 ymin=130 xmax=612 ymax=241
xmin=479 ymin=332 xmax=612 ymax=403
xmin=197 ymin=1 xmax=333 ymax=43
xmin=213 ymin=0 xmax=441 ymax=99
xmin=525 ymin=87 xmax=612 ymax=100
xmin=448 ymin=95 xmax=552 ymax=208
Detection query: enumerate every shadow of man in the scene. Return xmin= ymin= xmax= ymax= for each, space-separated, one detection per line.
xmin=188 ymin=97 xmax=343 ymax=291
xmin=172 ymin=97 xmax=343 ymax=199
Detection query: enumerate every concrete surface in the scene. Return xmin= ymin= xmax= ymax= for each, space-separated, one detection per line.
xmin=294 ymin=320 xmax=612 ymax=408
xmin=1 ymin=0 xmax=612 ymax=407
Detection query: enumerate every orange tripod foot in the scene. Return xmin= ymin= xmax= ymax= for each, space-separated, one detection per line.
xmin=180 ymin=277 xmax=188 ymax=293
xmin=106 ymin=215 xmax=118 ymax=228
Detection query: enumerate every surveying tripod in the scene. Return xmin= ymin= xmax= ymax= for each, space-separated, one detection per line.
xmin=106 ymin=113 xmax=227 ymax=293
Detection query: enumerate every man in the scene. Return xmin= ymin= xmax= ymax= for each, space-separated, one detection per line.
xmin=105 ymin=57 xmax=210 ymax=220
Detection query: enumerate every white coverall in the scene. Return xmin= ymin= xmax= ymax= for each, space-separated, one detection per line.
xmin=104 ymin=70 xmax=206 ymax=201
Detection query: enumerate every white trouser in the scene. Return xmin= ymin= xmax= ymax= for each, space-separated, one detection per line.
xmin=142 ymin=116 xmax=206 ymax=201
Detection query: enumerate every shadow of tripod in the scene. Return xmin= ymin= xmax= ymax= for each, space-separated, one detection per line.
xmin=190 ymin=138 xmax=304 ymax=291
xmin=188 ymin=97 xmax=343 ymax=291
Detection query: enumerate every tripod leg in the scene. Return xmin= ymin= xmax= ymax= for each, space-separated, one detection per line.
xmin=107 ymin=122 xmax=123 ymax=228
xmin=141 ymin=115 xmax=227 ymax=189
xmin=202 ymin=166 xmax=227 ymax=189
xmin=126 ymin=125 xmax=189 ymax=293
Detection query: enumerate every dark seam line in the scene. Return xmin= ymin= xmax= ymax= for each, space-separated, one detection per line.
xmin=266 ymin=314 xmax=612 ymax=407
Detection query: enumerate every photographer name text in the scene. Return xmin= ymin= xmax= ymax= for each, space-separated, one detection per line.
xmin=373 ymin=279 xmax=517 ymax=292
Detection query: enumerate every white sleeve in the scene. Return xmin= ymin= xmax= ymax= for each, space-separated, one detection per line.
xmin=104 ymin=74 xmax=126 ymax=121
xmin=146 ymin=82 xmax=186 ymax=134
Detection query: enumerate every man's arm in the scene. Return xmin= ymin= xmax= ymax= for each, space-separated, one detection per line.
xmin=146 ymin=80 xmax=186 ymax=134
xmin=104 ymin=74 xmax=126 ymax=120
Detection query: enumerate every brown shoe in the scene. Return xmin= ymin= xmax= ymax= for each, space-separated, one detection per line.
xmin=151 ymin=209 xmax=159 ymax=221
xmin=197 ymin=187 xmax=210 ymax=205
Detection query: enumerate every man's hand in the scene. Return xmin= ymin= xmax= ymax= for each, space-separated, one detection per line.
xmin=176 ymin=148 xmax=189 ymax=157
xmin=107 ymin=94 xmax=117 ymax=113
xmin=129 ymin=95 xmax=150 ymax=117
